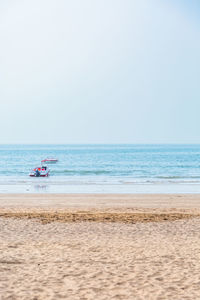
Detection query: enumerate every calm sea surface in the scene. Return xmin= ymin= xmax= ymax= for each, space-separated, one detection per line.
xmin=1 ymin=144 xmax=200 ymax=193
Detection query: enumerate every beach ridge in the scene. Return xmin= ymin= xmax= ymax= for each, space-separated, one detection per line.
xmin=0 ymin=210 xmax=199 ymax=224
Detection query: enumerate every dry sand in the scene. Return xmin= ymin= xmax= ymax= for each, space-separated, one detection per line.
xmin=1 ymin=194 xmax=200 ymax=299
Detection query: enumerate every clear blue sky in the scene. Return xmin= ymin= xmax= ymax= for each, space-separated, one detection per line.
xmin=0 ymin=0 xmax=200 ymax=144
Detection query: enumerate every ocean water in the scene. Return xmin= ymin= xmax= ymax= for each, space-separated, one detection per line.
xmin=1 ymin=144 xmax=200 ymax=193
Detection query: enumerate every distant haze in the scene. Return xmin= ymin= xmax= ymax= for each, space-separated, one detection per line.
xmin=0 ymin=0 xmax=200 ymax=144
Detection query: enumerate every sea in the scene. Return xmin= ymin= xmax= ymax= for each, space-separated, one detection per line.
xmin=1 ymin=144 xmax=200 ymax=193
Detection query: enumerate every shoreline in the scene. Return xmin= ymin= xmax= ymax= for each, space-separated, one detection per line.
xmin=1 ymin=179 xmax=200 ymax=194
xmin=1 ymin=193 xmax=200 ymax=223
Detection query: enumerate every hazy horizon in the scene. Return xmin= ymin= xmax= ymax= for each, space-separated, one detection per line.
xmin=1 ymin=0 xmax=200 ymax=144
xmin=1 ymin=143 xmax=200 ymax=146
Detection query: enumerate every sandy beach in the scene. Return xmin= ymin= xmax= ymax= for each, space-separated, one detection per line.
xmin=1 ymin=194 xmax=200 ymax=299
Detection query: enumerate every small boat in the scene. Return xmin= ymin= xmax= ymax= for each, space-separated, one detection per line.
xmin=29 ymin=166 xmax=50 ymax=177
xmin=41 ymin=158 xmax=58 ymax=164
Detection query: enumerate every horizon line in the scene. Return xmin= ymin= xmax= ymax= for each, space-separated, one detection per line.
xmin=0 ymin=143 xmax=200 ymax=145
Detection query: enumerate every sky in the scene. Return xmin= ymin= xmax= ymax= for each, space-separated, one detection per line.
xmin=0 ymin=0 xmax=200 ymax=144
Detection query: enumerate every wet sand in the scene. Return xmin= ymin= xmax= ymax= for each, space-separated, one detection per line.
xmin=1 ymin=194 xmax=200 ymax=299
